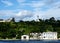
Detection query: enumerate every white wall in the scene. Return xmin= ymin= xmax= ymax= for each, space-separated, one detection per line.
xmin=41 ymin=32 xmax=57 ymax=39
xmin=21 ymin=35 xmax=29 ymax=40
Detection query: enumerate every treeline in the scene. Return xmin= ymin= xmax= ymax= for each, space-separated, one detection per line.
xmin=0 ymin=17 xmax=60 ymax=39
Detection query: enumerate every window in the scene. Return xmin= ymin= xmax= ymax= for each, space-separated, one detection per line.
xmin=24 ymin=36 xmax=26 ymax=39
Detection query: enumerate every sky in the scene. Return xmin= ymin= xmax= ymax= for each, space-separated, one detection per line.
xmin=0 ymin=0 xmax=60 ymax=21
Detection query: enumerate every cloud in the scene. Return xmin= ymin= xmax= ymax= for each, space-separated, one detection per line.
xmin=16 ymin=0 xmax=26 ymax=3
xmin=0 ymin=10 xmax=17 ymax=19
xmin=0 ymin=0 xmax=60 ymax=21
xmin=0 ymin=10 xmax=16 ymax=15
xmin=26 ymin=0 xmax=60 ymax=8
xmin=16 ymin=0 xmax=60 ymax=10
xmin=15 ymin=10 xmax=34 ymax=20
xmin=42 ymin=8 xmax=60 ymax=18
xmin=33 ymin=8 xmax=60 ymax=20
xmin=0 ymin=10 xmax=34 ymax=21
xmin=30 ymin=0 xmax=60 ymax=20
xmin=53 ymin=2 xmax=60 ymax=9
xmin=1 ymin=0 xmax=13 ymax=6
xmin=16 ymin=0 xmax=45 ymax=8
xmin=40 ymin=0 xmax=60 ymax=5
xmin=28 ymin=1 xmax=45 ymax=8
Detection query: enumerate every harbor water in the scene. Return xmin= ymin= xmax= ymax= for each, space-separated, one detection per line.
xmin=0 ymin=40 xmax=60 ymax=43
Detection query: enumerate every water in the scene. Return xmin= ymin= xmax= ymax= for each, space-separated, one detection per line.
xmin=0 ymin=40 xmax=60 ymax=43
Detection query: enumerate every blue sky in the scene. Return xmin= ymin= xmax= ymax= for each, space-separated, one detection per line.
xmin=0 ymin=0 xmax=60 ymax=21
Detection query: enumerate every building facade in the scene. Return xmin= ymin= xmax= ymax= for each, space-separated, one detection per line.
xmin=21 ymin=35 xmax=29 ymax=40
xmin=0 ymin=18 xmax=12 ymax=22
xmin=0 ymin=19 xmax=5 ymax=22
xmin=41 ymin=32 xmax=57 ymax=40
xmin=30 ymin=33 xmax=41 ymax=40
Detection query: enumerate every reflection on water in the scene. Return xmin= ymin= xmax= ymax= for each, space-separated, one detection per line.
xmin=0 ymin=40 xmax=60 ymax=43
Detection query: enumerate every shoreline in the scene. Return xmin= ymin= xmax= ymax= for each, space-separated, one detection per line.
xmin=0 ymin=39 xmax=59 ymax=41
xmin=0 ymin=39 xmax=20 ymax=40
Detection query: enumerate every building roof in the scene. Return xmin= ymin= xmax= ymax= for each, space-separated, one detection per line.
xmin=0 ymin=19 xmax=3 ymax=21
xmin=21 ymin=35 xmax=29 ymax=37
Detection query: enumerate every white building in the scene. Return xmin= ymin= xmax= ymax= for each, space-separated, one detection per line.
xmin=21 ymin=32 xmax=57 ymax=40
xmin=41 ymin=32 xmax=57 ymax=40
xmin=0 ymin=19 xmax=5 ymax=22
xmin=30 ymin=33 xmax=41 ymax=40
xmin=0 ymin=18 xmax=12 ymax=22
xmin=5 ymin=18 xmax=12 ymax=22
xmin=21 ymin=35 xmax=29 ymax=40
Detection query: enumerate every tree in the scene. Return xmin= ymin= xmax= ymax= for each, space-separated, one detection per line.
xmin=49 ymin=17 xmax=56 ymax=23
xmin=11 ymin=17 xmax=15 ymax=22
xmin=19 ymin=20 xmax=24 ymax=22
xmin=44 ymin=25 xmax=53 ymax=32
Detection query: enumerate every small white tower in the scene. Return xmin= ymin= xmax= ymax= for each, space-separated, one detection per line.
xmin=21 ymin=35 xmax=29 ymax=40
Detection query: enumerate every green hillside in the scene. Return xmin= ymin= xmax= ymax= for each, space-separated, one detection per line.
xmin=0 ymin=17 xmax=60 ymax=39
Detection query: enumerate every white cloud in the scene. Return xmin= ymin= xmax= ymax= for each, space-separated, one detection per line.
xmin=1 ymin=0 xmax=13 ymax=6
xmin=16 ymin=10 xmax=28 ymax=17
xmin=33 ymin=8 xmax=60 ymax=20
xmin=15 ymin=10 xmax=33 ymax=20
xmin=53 ymin=2 xmax=60 ymax=8
xmin=0 ymin=10 xmax=17 ymax=19
xmin=27 ymin=0 xmax=60 ymax=9
xmin=41 ymin=1 xmax=60 ymax=19
xmin=17 ymin=0 xmax=26 ymax=3
xmin=31 ymin=0 xmax=60 ymax=20
xmin=42 ymin=0 xmax=59 ymax=4
xmin=30 ymin=0 xmax=60 ymax=19
xmin=0 ymin=10 xmax=33 ymax=21
xmin=29 ymin=1 xmax=45 ymax=8
xmin=16 ymin=0 xmax=45 ymax=8
xmin=43 ymin=8 xmax=60 ymax=18
xmin=0 ymin=0 xmax=60 ymax=21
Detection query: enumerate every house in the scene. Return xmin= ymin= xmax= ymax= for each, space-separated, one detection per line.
xmin=0 ymin=18 xmax=12 ymax=22
xmin=30 ymin=33 xmax=41 ymax=40
xmin=21 ymin=35 xmax=29 ymax=40
xmin=21 ymin=32 xmax=57 ymax=40
xmin=5 ymin=18 xmax=12 ymax=22
xmin=41 ymin=32 xmax=57 ymax=40
xmin=0 ymin=19 xmax=5 ymax=22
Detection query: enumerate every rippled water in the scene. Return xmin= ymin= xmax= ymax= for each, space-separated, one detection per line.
xmin=0 ymin=40 xmax=60 ymax=43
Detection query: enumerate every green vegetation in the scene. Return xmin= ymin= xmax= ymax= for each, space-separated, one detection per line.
xmin=0 ymin=17 xmax=60 ymax=39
